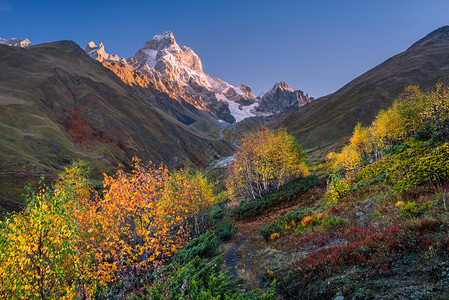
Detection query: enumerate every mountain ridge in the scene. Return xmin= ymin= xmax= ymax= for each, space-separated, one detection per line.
xmin=85 ymin=31 xmax=313 ymax=124
xmin=1 ymin=32 xmax=314 ymax=126
xmin=0 ymin=37 xmax=31 ymax=47
xmin=409 ymin=25 xmax=449 ymax=49
xmin=0 ymin=40 xmax=235 ymax=211
xmin=276 ymin=25 xmax=449 ymax=149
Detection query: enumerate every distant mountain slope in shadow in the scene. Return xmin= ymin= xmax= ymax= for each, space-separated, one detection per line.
xmin=276 ymin=25 xmax=449 ymax=149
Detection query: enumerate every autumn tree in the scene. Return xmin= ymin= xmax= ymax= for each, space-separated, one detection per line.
xmin=350 ymin=123 xmax=372 ymax=159
xmin=371 ymin=108 xmax=403 ymax=149
xmin=421 ymin=81 xmax=449 ymax=131
xmin=327 ymin=144 xmax=362 ymax=175
xmin=394 ymin=85 xmax=425 ymax=136
xmin=164 ymin=169 xmax=217 ymax=236
xmin=226 ymin=127 xmax=309 ymax=201
xmin=0 ymin=162 xmax=96 ymax=299
xmin=78 ymin=158 xmax=217 ymax=284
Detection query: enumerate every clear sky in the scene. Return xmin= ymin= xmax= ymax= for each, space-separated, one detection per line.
xmin=1 ymin=0 xmax=449 ymax=98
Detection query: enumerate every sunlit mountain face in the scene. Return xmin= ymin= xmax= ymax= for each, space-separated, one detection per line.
xmin=85 ymin=31 xmax=313 ymax=124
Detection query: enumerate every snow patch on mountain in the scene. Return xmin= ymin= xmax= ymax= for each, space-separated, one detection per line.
xmin=140 ymin=49 xmax=158 ymax=68
xmin=215 ymin=93 xmax=259 ymax=122
xmin=151 ymin=31 xmax=175 ymax=44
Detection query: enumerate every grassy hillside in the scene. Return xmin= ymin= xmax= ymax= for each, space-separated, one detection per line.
xmin=275 ymin=26 xmax=449 ymax=149
xmin=228 ymin=83 xmax=449 ymax=299
xmin=0 ymin=41 xmax=234 ymax=211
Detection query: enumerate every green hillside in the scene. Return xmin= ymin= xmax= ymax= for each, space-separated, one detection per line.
xmin=0 ymin=41 xmax=234 ymax=211
xmin=276 ymin=26 xmax=449 ymax=149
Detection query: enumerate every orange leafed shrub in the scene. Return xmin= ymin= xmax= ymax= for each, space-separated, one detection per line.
xmin=0 ymin=159 xmax=218 ymax=298
xmin=78 ymin=158 xmax=217 ymax=283
xmin=270 ymin=232 xmax=281 ymax=241
xmin=301 ymin=215 xmax=313 ymax=227
xmin=79 ymin=159 xmax=174 ymax=283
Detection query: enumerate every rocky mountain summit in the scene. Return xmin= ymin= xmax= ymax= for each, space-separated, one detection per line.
xmin=85 ymin=32 xmax=312 ymax=123
xmin=257 ymin=82 xmax=313 ymax=114
xmin=84 ymin=41 xmax=125 ymax=64
xmin=0 ymin=37 xmax=31 ymax=47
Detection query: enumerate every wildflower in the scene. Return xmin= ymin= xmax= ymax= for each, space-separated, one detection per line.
xmin=270 ymin=232 xmax=280 ymax=241
xmin=301 ymin=215 xmax=313 ymax=227
xmin=395 ymin=201 xmax=404 ymax=207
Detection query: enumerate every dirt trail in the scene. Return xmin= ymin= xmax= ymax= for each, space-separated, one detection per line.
xmin=224 ymin=233 xmax=246 ymax=278
xmin=223 ymin=186 xmax=324 ymax=290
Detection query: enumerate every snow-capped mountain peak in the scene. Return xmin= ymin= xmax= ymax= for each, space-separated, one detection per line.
xmin=83 ymin=32 xmax=313 ymax=123
xmin=0 ymin=37 xmax=31 ymax=47
xmin=144 ymin=31 xmax=177 ymax=51
xmin=84 ymin=41 xmax=124 ymax=63
xmin=132 ymin=31 xmax=203 ymax=74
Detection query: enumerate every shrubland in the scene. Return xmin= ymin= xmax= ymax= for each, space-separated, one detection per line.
xmin=266 ymin=82 xmax=449 ymax=299
xmin=2 ymin=82 xmax=449 ymax=299
xmin=0 ymin=159 xmax=251 ymax=299
xmin=324 ymin=83 xmax=449 ymax=202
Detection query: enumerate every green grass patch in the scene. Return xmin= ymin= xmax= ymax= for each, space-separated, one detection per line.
xmin=260 ymin=209 xmax=309 ymax=241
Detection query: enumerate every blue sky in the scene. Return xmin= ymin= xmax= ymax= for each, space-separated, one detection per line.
xmin=1 ymin=0 xmax=449 ymax=97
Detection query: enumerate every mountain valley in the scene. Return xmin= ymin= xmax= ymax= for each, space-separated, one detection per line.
xmin=2 ymin=24 xmax=449 ymax=300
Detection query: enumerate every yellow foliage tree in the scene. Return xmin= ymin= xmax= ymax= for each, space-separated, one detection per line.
xmin=226 ymin=127 xmax=309 ymax=201
xmin=164 ymin=169 xmax=217 ymax=236
xmin=327 ymin=144 xmax=362 ymax=175
xmin=350 ymin=122 xmax=372 ymax=159
xmin=371 ymin=108 xmax=403 ymax=148
xmin=78 ymin=158 xmax=217 ymax=284
xmin=0 ymin=162 xmax=96 ymax=299
xmin=421 ymin=81 xmax=449 ymax=130
xmin=393 ymin=85 xmax=425 ymax=136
